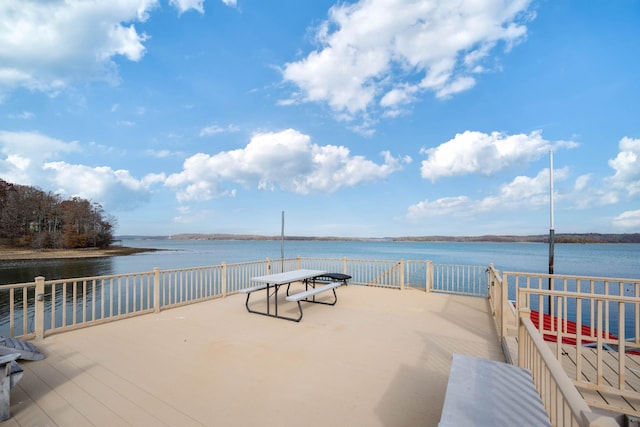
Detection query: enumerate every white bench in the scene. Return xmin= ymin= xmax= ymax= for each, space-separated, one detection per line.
xmin=439 ymin=354 xmax=551 ymax=427
xmin=238 ymin=283 xmax=269 ymax=294
xmin=286 ymin=281 xmax=342 ymax=302
xmin=284 ymin=281 xmax=343 ymax=321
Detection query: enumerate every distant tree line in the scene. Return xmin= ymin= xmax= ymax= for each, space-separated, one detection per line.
xmin=395 ymin=234 xmax=640 ymax=243
xmin=0 ymin=179 xmax=115 ymax=249
xmin=164 ymin=233 xmax=640 ymax=243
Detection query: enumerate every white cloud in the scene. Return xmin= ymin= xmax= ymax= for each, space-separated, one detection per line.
xmin=169 ymin=0 xmax=236 ymax=14
xmin=146 ymin=149 xmax=180 ymax=158
xmin=169 ymin=0 xmax=204 ymax=14
xmin=165 ymin=128 xmax=409 ymax=201
xmin=282 ymin=0 xmax=532 ymax=124
xmin=407 ymin=195 xmax=474 ymax=220
xmin=43 ymin=162 xmax=164 ymax=210
xmin=607 ymin=137 xmax=640 ymax=196
xmin=0 ymin=130 xmax=80 ymax=184
xmin=420 ymin=130 xmax=567 ymax=182
xmin=613 ymin=210 xmax=640 ymax=229
xmin=0 ymin=0 xmax=158 ymax=92
xmin=407 ymin=167 xmax=567 ymax=220
xmin=0 ymin=130 xmax=164 ymax=210
xmin=199 ymin=124 xmax=240 ymax=137
xmin=8 ymin=111 xmax=35 ymax=119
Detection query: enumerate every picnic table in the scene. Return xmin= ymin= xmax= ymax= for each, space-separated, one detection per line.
xmin=239 ymin=269 xmax=348 ymax=322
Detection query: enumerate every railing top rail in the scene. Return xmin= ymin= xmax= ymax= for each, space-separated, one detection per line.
xmin=0 ymin=282 xmax=35 ymax=291
xmin=519 ymin=315 xmax=604 ymax=425
xmin=298 ymin=256 xmax=399 ymax=262
xmin=519 ymin=287 xmax=640 ymax=303
xmin=0 ymin=259 xmax=274 ymax=289
xmin=41 ymin=270 xmax=157 ymax=286
xmin=503 ymin=271 xmax=640 ymax=283
xmin=158 ymin=265 xmax=224 ymax=274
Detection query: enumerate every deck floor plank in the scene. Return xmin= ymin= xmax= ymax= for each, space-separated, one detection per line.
xmin=10 ymin=359 xmax=89 ymax=426
xmin=46 ymin=340 xmax=198 ymax=427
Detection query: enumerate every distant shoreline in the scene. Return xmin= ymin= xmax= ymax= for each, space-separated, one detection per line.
xmin=2 ymin=232 xmax=638 ymax=261
xmin=125 ymin=232 xmax=640 ymax=244
xmin=0 ymin=246 xmax=159 ymax=261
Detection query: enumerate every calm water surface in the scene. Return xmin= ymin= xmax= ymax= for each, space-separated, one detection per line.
xmin=0 ymin=239 xmax=638 ymax=284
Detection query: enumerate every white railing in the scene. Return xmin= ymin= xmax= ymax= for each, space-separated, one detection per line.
xmin=3 ymin=256 xmax=636 ymax=424
xmin=0 ymin=257 xmax=488 ymax=339
xmin=432 ymin=263 xmax=488 ymax=296
xmin=487 ymin=264 xmax=516 ymax=339
xmin=485 ymin=266 xmax=637 ymax=424
xmin=518 ymin=287 xmax=640 ymax=401
xmin=503 ymin=272 xmax=640 ymax=343
xmin=518 ymin=310 xmax=618 ymax=427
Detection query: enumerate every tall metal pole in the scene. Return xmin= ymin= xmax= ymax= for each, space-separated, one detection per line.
xmin=280 ymin=211 xmax=285 ymax=270
xmin=548 ymin=150 xmax=555 ymax=314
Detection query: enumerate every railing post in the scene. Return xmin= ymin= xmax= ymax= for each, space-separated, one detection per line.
xmin=296 ymin=256 xmax=301 ymax=270
xmin=222 ymin=262 xmax=227 ymax=297
xmin=153 ymin=268 xmax=160 ymax=313
xmin=343 ymin=257 xmax=347 ymax=275
xmin=34 ymin=276 xmax=45 ymax=340
xmin=501 ymin=271 xmax=509 ymax=339
xmin=266 ymin=258 xmax=271 ymax=274
xmin=488 ymin=263 xmax=494 ymax=303
xmin=426 ymin=261 xmax=433 ymax=292
xmin=399 ymin=260 xmax=405 ymax=291
xmin=518 ymin=308 xmax=531 ymax=368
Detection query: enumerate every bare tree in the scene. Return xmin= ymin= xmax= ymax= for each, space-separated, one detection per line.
xmin=0 ymin=180 xmax=115 ymax=249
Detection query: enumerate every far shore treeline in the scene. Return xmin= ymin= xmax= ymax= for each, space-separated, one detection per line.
xmin=0 ymin=179 xmax=115 ymax=249
xmin=123 ymin=232 xmax=640 ymax=244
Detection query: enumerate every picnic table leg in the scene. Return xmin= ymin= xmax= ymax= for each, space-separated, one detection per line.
xmin=293 ymin=301 xmax=303 ymax=322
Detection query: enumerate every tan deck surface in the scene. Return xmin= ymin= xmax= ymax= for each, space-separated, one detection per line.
xmin=4 ymin=286 xmax=504 ymax=427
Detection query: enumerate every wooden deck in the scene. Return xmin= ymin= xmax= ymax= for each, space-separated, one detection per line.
xmin=3 ymin=286 xmax=504 ymax=427
xmin=555 ymin=343 xmax=640 ymax=417
xmin=505 ymin=333 xmax=640 ymax=418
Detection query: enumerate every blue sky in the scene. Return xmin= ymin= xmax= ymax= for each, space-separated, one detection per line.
xmin=1 ymin=0 xmax=639 ymax=238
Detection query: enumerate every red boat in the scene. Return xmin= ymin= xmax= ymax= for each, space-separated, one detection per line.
xmin=529 ymin=309 xmax=616 ymax=345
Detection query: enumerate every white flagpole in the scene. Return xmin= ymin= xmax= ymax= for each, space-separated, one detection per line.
xmin=280 ymin=211 xmax=285 ymax=270
xmin=549 ymin=149 xmax=555 ymax=275
xmin=548 ymin=150 xmax=555 ymax=313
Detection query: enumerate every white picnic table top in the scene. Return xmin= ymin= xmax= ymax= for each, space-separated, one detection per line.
xmin=251 ymin=269 xmax=327 ymax=285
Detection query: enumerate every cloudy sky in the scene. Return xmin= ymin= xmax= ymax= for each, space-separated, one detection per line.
xmin=1 ymin=0 xmax=639 ymax=237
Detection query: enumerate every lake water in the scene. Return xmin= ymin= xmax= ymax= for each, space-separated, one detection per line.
xmin=0 ymin=239 xmax=638 ymax=339
xmin=1 ymin=239 xmax=638 ymax=285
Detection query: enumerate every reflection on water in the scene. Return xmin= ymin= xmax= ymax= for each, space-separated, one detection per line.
xmin=0 ymin=257 xmax=114 ymax=285
xmin=0 ymin=258 xmax=116 ymax=337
